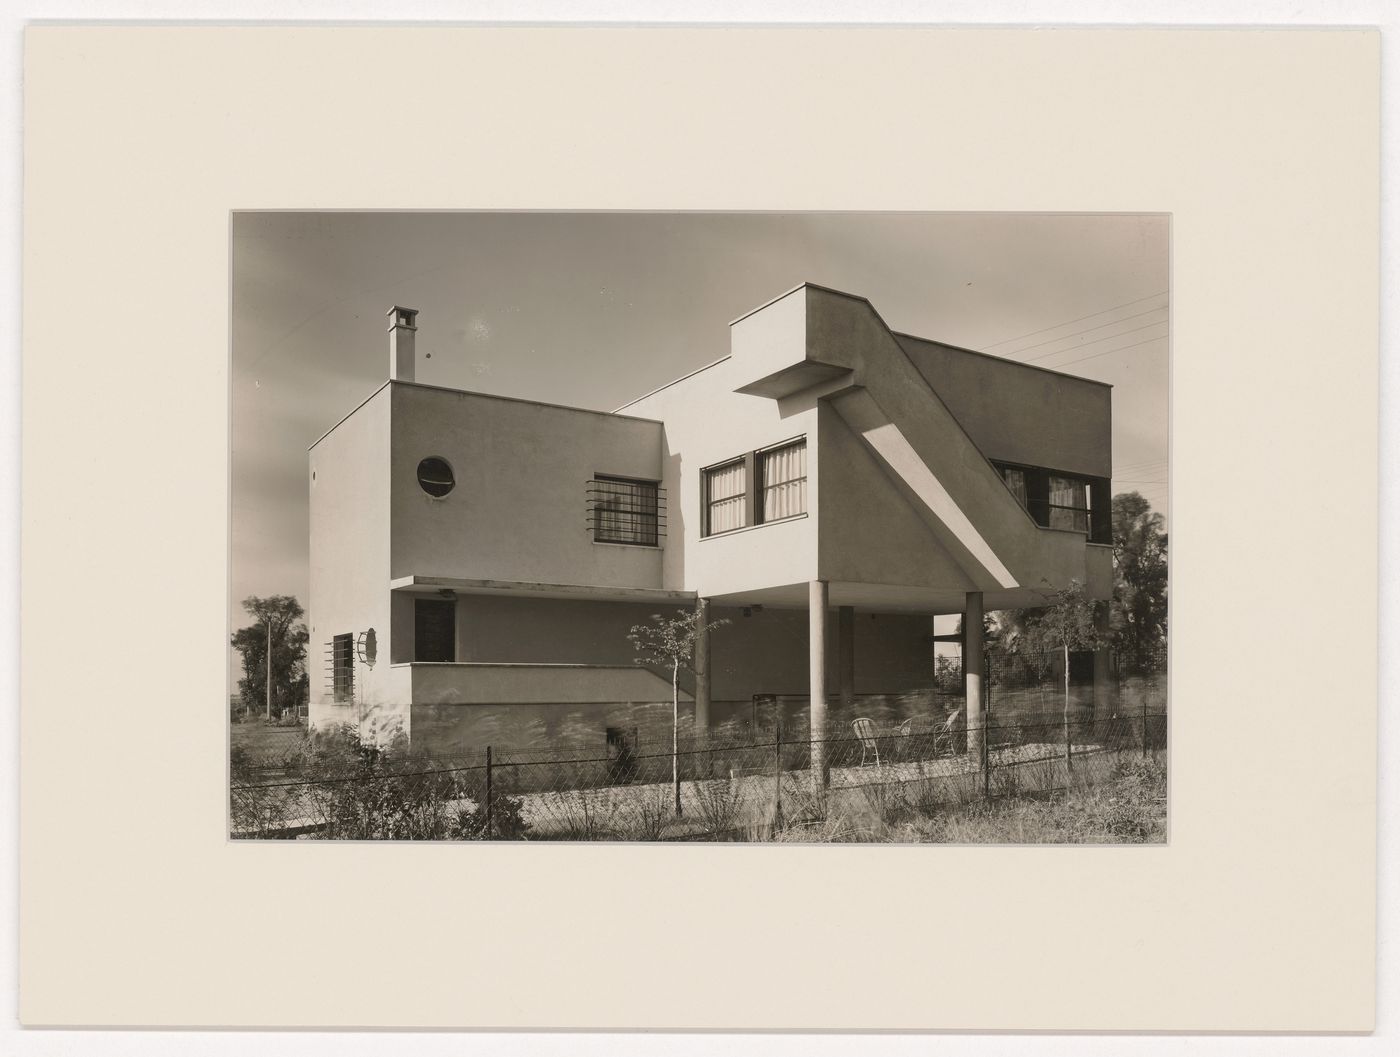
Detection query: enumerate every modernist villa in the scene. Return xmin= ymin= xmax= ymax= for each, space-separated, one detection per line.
xmin=307 ymin=284 xmax=1115 ymax=768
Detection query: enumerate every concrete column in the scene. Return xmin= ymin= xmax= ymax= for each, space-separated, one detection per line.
xmin=838 ymin=605 xmax=855 ymax=715
xmin=809 ymin=580 xmax=830 ymax=788
xmin=964 ymin=591 xmax=985 ymax=763
xmin=694 ymin=596 xmax=712 ymax=733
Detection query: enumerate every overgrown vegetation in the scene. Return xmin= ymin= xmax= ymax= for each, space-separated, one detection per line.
xmin=1110 ymin=492 xmax=1169 ymax=675
xmin=774 ymin=756 xmax=1167 ymax=844
xmin=230 ymin=725 xmax=530 ymax=840
xmin=233 ymin=719 xmax=1165 ymax=844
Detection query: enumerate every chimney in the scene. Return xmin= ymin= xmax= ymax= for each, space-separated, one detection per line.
xmin=387 ymin=306 xmax=419 ymax=382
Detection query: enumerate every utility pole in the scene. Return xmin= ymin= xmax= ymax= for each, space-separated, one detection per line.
xmin=265 ymin=616 xmax=273 ymax=720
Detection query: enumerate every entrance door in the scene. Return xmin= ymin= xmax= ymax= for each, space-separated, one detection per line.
xmin=414 ymin=599 xmax=456 ymax=662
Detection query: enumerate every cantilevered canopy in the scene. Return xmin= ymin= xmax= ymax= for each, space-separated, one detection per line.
xmin=704 ymin=578 xmax=1108 ymax=616
xmin=390 ymin=574 xmax=695 ymax=606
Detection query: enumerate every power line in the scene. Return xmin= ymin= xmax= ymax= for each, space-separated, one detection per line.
xmin=1113 ymin=457 xmax=1167 ymax=470
xmin=1113 ymin=464 xmax=1167 ymax=476
xmin=998 ymin=305 xmax=1168 ymax=358
xmin=983 ymin=290 xmax=1168 ymax=349
xmin=1020 ymin=319 xmax=1169 ymax=364
xmin=1050 ymin=333 xmax=1168 ymax=370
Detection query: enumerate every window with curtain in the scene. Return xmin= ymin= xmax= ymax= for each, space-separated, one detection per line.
xmin=1000 ymin=466 xmax=1029 ymax=509
xmin=1048 ymin=474 xmax=1090 ymax=532
xmin=704 ymin=459 xmax=747 ymax=534
xmin=760 ymin=440 xmax=807 ymax=522
xmin=590 ymin=476 xmax=660 ymax=546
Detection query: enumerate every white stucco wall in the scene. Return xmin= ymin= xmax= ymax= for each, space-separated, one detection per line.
xmin=816 ymin=402 xmax=977 ymax=593
xmin=803 ymin=285 xmax=1110 ymax=602
xmin=622 ymin=352 xmax=820 ymax=598
xmin=896 ymin=333 xmax=1112 ymax=479
xmin=307 ymin=386 xmax=410 ymax=736
xmin=389 ymin=383 xmax=666 ymax=589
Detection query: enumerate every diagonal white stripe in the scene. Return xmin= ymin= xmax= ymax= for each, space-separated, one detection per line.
xmin=861 ymin=422 xmax=1019 ymax=590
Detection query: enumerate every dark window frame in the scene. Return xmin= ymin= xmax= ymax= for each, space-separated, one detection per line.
xmin=589 ymin=473 xmax=663 ymax=547
xmin=991 ymin=459 xmax=1112 ymax=544
xmin=416 ymin=456 xmax=456 ymax=498
xmin=701 ymin=435 xmax=808 ymax=538
xmin=756 ymin=438 xmax=809 ymax=526
xmin=331 ymin=633 xmax=354 ymax=702
xmin=701 ymin=454 xmax=751 ymax=537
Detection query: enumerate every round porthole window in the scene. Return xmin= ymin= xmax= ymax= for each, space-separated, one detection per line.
xmin=417 ymin=457 xmax=455 ymax=498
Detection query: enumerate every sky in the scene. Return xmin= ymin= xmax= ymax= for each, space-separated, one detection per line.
xmin=230 ymin=212 xmax=1169 ymax=640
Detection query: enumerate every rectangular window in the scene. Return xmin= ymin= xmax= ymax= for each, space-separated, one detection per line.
xmin=994 ymin=459 xmax=1106 ymax=539
xmin=414 ymin=599 xmax=456 ymax=662
xmin=1000 ymin=465 xmax=1029 ymax=509
xmin=759 ymin=440 xmax=807 ymax=522
xmin=704 ymin=459 xmax=748 ymax=535
xmin=702 ymin=437 xmax=810 ymax=537
xmin=590 ymin=475 xmax=660 ymax=546
xmin=331 ymin=633 xmax=354 ymax=702
xmin=1048 ymin=474 xmax=1090 ymax=533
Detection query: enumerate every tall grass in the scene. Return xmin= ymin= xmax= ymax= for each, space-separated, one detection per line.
xmin=769 ymin=757 xmax=1166 ymax=845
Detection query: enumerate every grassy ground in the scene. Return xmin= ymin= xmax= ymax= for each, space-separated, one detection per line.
xmin=229 ymin=718 xmax=307 ymax=759
xmin=781 ymin=754 xmax=1168 ymax=844
xmin=505 ymin=741 xmax=1126 ymax=841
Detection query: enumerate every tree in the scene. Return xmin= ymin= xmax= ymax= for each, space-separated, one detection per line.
xmin=628 ymin=608 xmax=730 ymax=818
xmin=1110 ymin=492 xmax=1168 ymax=675
xmin=231 ymin=595 xmax=309 ymax=720
xmin=1007 ymin=579 xmax=1107 ymax=766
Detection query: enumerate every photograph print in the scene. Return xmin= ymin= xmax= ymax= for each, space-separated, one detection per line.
xmin=229 ymin=211 xmax=1169 ymax=843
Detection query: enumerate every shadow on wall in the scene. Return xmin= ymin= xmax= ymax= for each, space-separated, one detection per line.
xmin=662 ymin=445 xmax=685 ymax=589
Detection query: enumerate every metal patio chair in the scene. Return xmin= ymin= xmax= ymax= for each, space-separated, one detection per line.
xmin=852 ymin=717 xmax=882 ymax=768
xmin=932 ymin=708 xmax=962 ymax=756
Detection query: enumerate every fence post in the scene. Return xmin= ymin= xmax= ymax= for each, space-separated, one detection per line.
xmin=1063 ymin=644 xmax=1074 ymax=774
xmin=772 ymin=715 xmax=784 ymax=832
xmin=1142 ymin=693 xmax=1148 ymax=760
xmin=485 ymin=745 xmax=493 ymax=840
xmin=981 ymin=715 xmax=990 ymax=799
xmin=983 ymin=653 xmax=993 ymax=800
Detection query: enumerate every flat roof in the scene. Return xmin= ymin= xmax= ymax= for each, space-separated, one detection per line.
xmin=313 ymin=283 xmax=1115 ymax=449
xmin=309 ymin=378 xmax=663 ymax=452
xmin=612 ymin=355 xmax=731 ymax=413
xmin=892 ymin=331 xmax=1115 ymax=390
xmin=617 ymin=281 xmax=1114 ymax=409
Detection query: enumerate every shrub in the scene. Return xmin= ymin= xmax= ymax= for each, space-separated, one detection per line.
xmin=532 ymin=789 xmax=620 ymax=841
xmin=280 ymin=727 xmax=464 ymax=839
xmin=618 ymin=782 xmax=674 ymax=841
xmin=452 ymin=790 xmax=532 ymax=840
xmin=689 ymin=775 xmax=748 ymax=836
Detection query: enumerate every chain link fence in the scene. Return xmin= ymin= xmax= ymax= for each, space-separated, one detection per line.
xmin=230 ymin=645 xmax=1166 ymax=842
